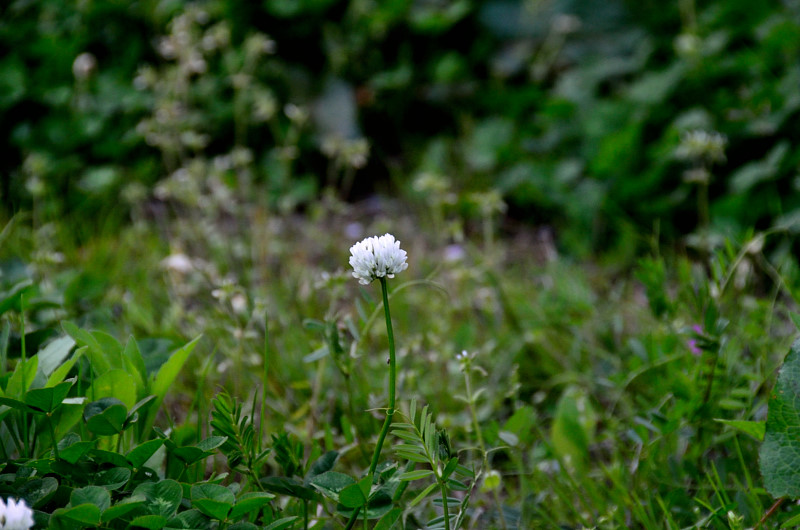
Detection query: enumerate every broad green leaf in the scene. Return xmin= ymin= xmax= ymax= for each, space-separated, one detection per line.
xmin=143 ymin=335 xmax=202 ymax=435
xmin=760 ymin=338 xmax=800 ymax=498
xmin=196 ymin=435 xmax=228 ymax=451
xmin=227 ymin=523 xmax=258 ymax=530
xmin=229 ymin=492 xmax=275 ymax=519
xmin=71 ymin=486 xmax=110 ymax=512
xmin=551 ymin=386 xmax=596 ymax=471
xmin=101 ymin=495 xmax=146 ymax=522
xmin=16 ymin=477 xmax=58 ymax=508
xmin=264 ymin=517 xmax=300 ymax=530
xmin=36 ymin=336 xmax=75 ymax=379
xmin=260 ymin=476 xmax=319 ymax=501
xmin=304 ymin=450 xmax=339 ymax=484
xmin=0 ymin=396 xmax=38 ymax=414
xmin=165 ymin=509 xmax=209 ymax=529
xmin=90 ymin=448 xmax=130 ymax=468
xmin=129 ymin=514 xmax=168 ymax=529
xmin=338 ymin=482 xmax=367 ymax=508
xmin=25 ymin=379 xmax=73 ymax=413
xmin=122 ymin=335 xmax=147 ymax=392
xmin=62 ymin=321 xmax=110 ymax=375
xmin=191 ymin=484 xmax=235 ymax=520
xmin=127 ymin=439 xmax=164 ymax=468
xmin=57 ymin=433 xmax=95 ymax=464
xmin=84 ymin=397 xmax=127 ymax=436
xmin=374 ymin=507 xmax=402 ymax=530
xmin=53 ymin=504 xmax=102 ymax=526
xmin=46 ymin=348 xmax=83 ymax=387
xmin=94 ymin=467 xmax=131 ymax=490
xmin=715 ymin=419 xmax=765 ymax=441
xmin=309 ymin=471 xmax=355 ymax=501
xmin=171 ymin=446 xmax=213 ymax=465
xmin=5 ymin=355 xmax=38 ymax=399
xmin=133 ymin=479 xmax=182 ymax=518
xmin=92 ymin=369 xmax=136 ymax=409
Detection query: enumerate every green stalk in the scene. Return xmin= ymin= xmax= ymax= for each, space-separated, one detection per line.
xmin=346 ymin=277 xmax=398 ymax=529
xmin=48 ymin=413 xmax=59 ymax=461
xmin=20 ymin=295 xmax=29 ymax=458
xmin=368 ymin=277 xmax=397 ymax=476
xmin=260 ymin=314 xmax=269 ymax=452
xmin=439 ymin=478 xmax=451 ymax=530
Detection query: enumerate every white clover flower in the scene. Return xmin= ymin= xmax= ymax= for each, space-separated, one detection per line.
xmin=349 ymin=234 xmax=408 ymax=285
xmin=0 ymin=498 xmax=34 ymax=530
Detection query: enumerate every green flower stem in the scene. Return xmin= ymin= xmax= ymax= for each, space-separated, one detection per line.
xmin=369 ymin=277 xmax=397 ymax=476
xmin=346 ymin=277 xmax=398 ymax=529
xmin=439 ymin=478 xmax=451 ymax=530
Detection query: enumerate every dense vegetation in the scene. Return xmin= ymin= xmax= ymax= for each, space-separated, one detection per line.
xmin=2 ymin=0 xmax=800 ymax=528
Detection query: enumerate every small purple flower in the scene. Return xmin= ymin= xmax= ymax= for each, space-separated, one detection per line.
xmin=688 ymin=324 xmax=703 ymax=356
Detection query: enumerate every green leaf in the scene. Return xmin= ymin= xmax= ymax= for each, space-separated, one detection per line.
xmin=53 ymin=504 xmax=102 ymax=526
xmin=133 ymin=479 xmax=182 ymax=518
xmin=129 ymin=514 xmax=169 ymax=529
xmin=5 ymin=355 xmax=38 ymax=399
xmin=47 ymin=348 xmax=83 ymax=388
xmin=62 ymin=321 xmax=111 ymax=375
xmin=715 ymin=419 xmax=765 ymax=441
xmin=90 ymin=449 xmax=130 ymax=468
xmin=339 ymin=482 xmax=367 ymax=508
xmin=164 ymin=509 xmax=210 ymax=529
xmin=761 ymin=338 xmax=800 ymax=498
xmin=16 ymin=477 xmax=58 ymax=508
xmin=399 ymin=469 xmax=434 ymax=481
xmin=101 ymin=495 xmax=146 ymax=522
xmin=0 ymin=396 xmax=38 ymax=414
xmin=409 ymin=482 xmax=438 ymax=507
xmin=84 ymin=397 xmax=127 ymax=436
xmin=227 ymin=523 xmax=258 ymax=530
xmin=304 ymin=450 xmax=339 ymax=484
xmin=25 ymin=379 xmax=73 ymax=413
xmin=122 ymin=336 xmax=147 ymax=393
xmin=127 ymin=439 xmax=164 ymax=468
xmin=309 ymin=471 xmax=355 ymax=501
xmin=143 ymin=335 xmax=202 ymax=435
xmin=550 ymin=386 xmax=596 ymax=470
xmin=260 ymin=477 xmax=319 ymax=501
xmin=229 ymin=492 xmax=275 ymax=519
xmin=191 ymin=484 xmax=235 ymax=521
xmin=374 ymin=507 xmax=403 ymax=530
xmin=263 ymin=516 xmax=300 ymax=530
xmin=71 ymin=486 xmax=110 ymax=512
xmin=94 ymin=467 xmax=131 ymax=490
xmin=92 ymin=369 xmax=137 ymax=409
xmin=36 ymin=336 xmax=76 ymax=379
xmin=57 ymin=434 xmax=95 ymax=464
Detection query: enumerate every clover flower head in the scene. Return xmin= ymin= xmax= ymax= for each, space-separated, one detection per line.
xmin=676 ymin=130 xmax=727 ymax=163
xmin=349 ymin=234 xmax=408 ymax=285
xmin=0 ymin=498 xmax=34 ymax=530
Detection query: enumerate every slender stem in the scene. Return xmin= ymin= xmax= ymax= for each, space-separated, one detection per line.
xmin=20 ymin=295 xmax=29 ymax=458
xmin=439 ymin=478 xmax=451 ymax=530
xmin=260 ymin=314 xmax=269 ymax=453
xmin=368 ymin=277 xmax=397 ymax=476
xmin=48 ymin=413 xmax=59 ymax=460
xmin=346 ymin=277 xmax=399 ymax=529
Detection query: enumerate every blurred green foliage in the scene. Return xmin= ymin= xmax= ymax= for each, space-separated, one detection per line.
xmin=3 ymin=0 xmax=800 ymax=251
